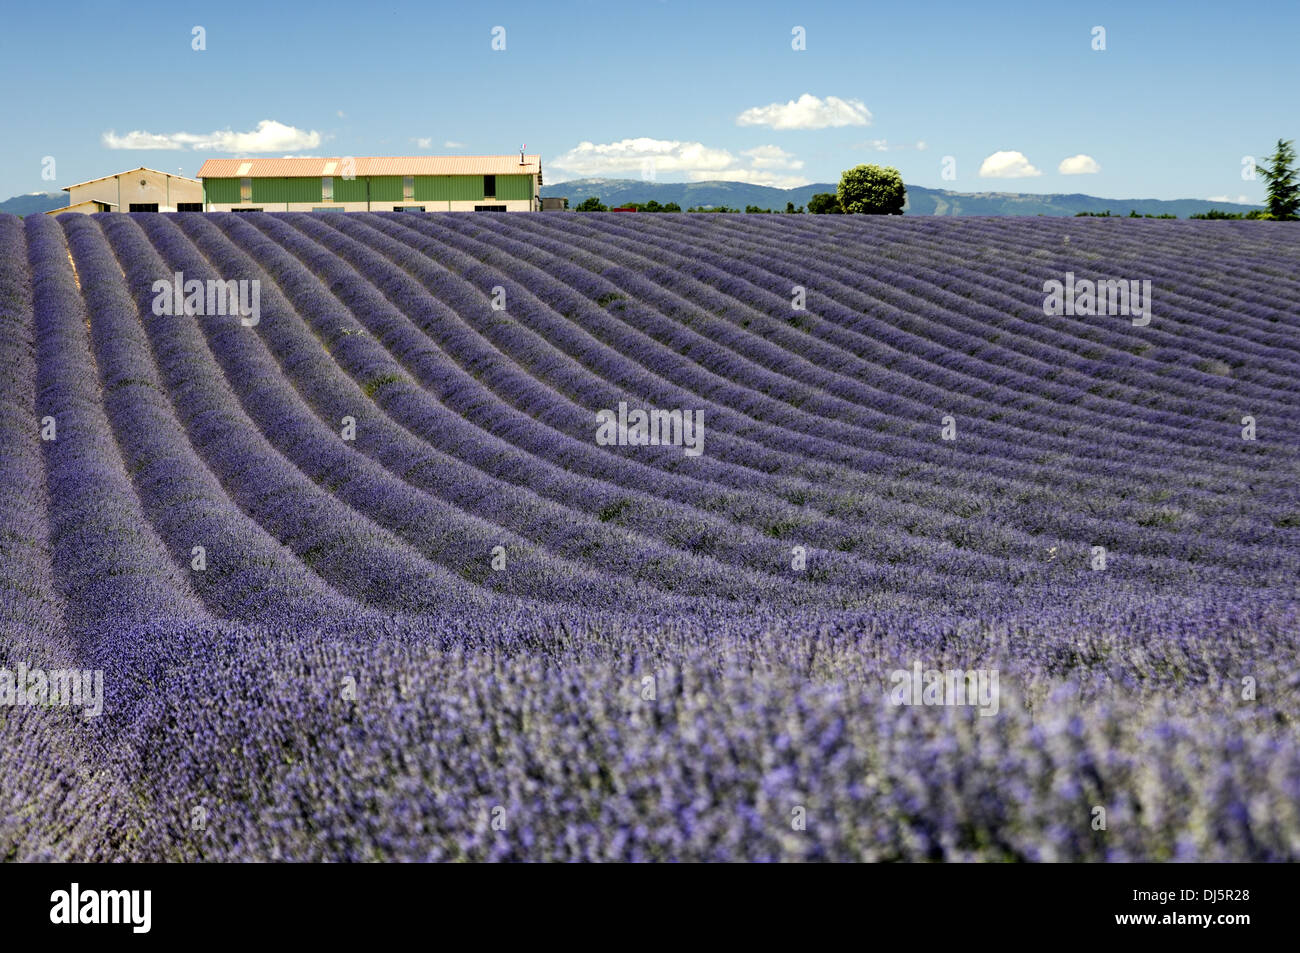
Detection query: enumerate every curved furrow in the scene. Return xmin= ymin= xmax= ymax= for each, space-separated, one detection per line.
xmin=255 ymin=211 xmax=1073 ymax=604
xmin=95 ymin=214 xmax=493 ymax=617
xmin=24 ymin=214 xmax=208 ymax=645
xmin=443 ymin=211 xmax=1285 ymax=499
xmin=58 ymin=215 xmax=370 ymax=626
xmin=420 ymin=212 xmax=1297 ymax=564
xmin=189 ymin=212 xmax=867 ymax=609
xmin=562 ymin=212 xmax=1296 ymax=468
xmin=232 ymin=212 xmax=918 ymax=607
xmin=363 ymin=213 xmax=1295 ymax=579
xmin=0 ymin=216 xmax=70 ymax=668
xmin=837 ymin=216 xmax=1300 ymax=363
xmin=754 ymin=214 xmax=1300 ymax=400
xmin=553 ymin=213 xmax=1299 ymax=525
xmin=156 ymin=214 xmax=720 ymax=612
xmin=790 ymin=215 xmax=1300 ymax=402
xmin=354 ymin=215 xmax=934 ymax=502
xmin=986 ymin=217 xmax=1300 ymax=353
xmin=334 ymin=209 xmax=1289 ymax=588
xmin=265 ymin=213 xmax=1078 ymax=601
xmin=824 ymin=216 xmax=1300 ymax=364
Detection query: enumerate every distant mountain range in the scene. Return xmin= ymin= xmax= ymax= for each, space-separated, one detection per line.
xmin=0 ymin=191 xmax=64 ymax=216
xmin=542 ymin=178 xmax=1264 ymax=218
xmin=1 ymin=182 xmax=1265 ymax=219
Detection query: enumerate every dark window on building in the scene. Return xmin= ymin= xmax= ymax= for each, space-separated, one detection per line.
xmin=474 ymin=205 xmax=507 ymax=212
xmin=177 ymin=203 xmax=203 ymax=212
xmin=393 ymin=206 xmax=426 ymax=213
xmin=128 ymin=203 xmax=159 ymax=212
xmin=231 ymin=208 xmax=263 ymax=213
xmin=483 ymin=175 xmax=496 ymax=198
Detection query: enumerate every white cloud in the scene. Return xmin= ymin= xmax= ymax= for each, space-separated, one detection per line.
xmin=551 ymin=137 xmax=809 ymax=187
xmin=854 ymin=138 xmax=927 ymax=153
xmin=1207 ymin=194 xmax=1251 ymax=204
xmin=693 ymin=168 xmax=809 ymax=189
xmin=336 ymin=110 xmax=346 ymax=119
xmin=741 ymin=145 xmax=803 ymax=170
xmin=1059 ymin=154 xmax=1101 ymax=174
xmin=736 ymin=94 xmax=872 ymax=130
xmin=415 ymin=137 xmax=433 ymax=149
xmin=102 ymin=119 xmax=321 ymax=152
xmin=100 ymin=130 xmax=184 ymax=150
xmin=444 ymin=140 xmax=466 ymax=149
xmin=978 ymin=150 xmax=1043 ymax=178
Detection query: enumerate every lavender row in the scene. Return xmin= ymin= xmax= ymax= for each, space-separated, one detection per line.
xmin=758 ymin=213 xmax=1300 ymax=404
xmin=250 ymin=212 xmax=943 ymax=597
xmin=96 ymin=214 xmax=492 ymax=617
xmin=0 ymin=216 xmax=69 ymax=665
xmin=59 ymin=214 xmax=367 ymax=627
xmin=178 ymin=211 xmax=849 ymax=609
xmin=226 ymin=211 xmax=900 ymax=607
xmin=446 ymin=210 xmax=1276 ymax=500
xmin=25 ymin=214 xmax=207 ymax=642
xmin=566 ymin=212 xmax=1292 ymax=466
xmin=552 ymin=213 xmax=1299 ymax=534
xmin=228 ymin=210 xmax=1016 ymax=604
xmin=312 ymin=211 xmax=1193 ymax=596
xmin=385 ymin=213 xmax=1295 ymax=577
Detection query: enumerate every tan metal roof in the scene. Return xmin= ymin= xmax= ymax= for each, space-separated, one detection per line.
xmin=196 ymin=155 xmax=541 ymax=178
xmin=45 ymin=198 xmax=119 ymax=215
xmin=62 ymin=166 xmax=201 ymax=191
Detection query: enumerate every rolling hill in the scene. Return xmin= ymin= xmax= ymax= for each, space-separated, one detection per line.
xmin=2 ymin=210 xmax=1297 ymax=861
xmin=542 ymin=177 xmax=1265 ymax=217
xmin=0 ymin=191 xmax=65 ymax=216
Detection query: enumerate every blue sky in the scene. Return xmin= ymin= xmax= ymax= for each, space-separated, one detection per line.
xmin=2 ymin=0 xmax=1295 ymax=201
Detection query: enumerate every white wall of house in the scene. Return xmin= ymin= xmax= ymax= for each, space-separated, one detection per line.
xmin=69 ymin=169 xmax=203 ymax=213
xmin=203 ymin=199 xmax=534 ymax=213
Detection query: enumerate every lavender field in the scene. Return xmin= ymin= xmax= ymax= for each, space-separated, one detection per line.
xmin=2 ymin=210 xmax=1298 ymax=862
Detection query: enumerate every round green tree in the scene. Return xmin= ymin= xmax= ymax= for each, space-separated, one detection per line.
xmin=837 ymin=164 xmax=906 ymax=214
xmin=806 ymin=192 xmax=842 ymax=214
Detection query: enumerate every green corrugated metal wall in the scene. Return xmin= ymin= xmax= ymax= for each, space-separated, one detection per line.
xmin=369 ymin=176 xmax=403 ymax=201
xmin=202 ymin=172 xmax=537 ymax=206
xmin=414 ymin=176 xmax=453 ymax=201
xmin=205 ymin=178 xmax=241 ymax=204
xmin=496 ymin=174 xmax=533 ymax=200
xmin=251 ymin=177 xmax=323 ymax=203
xmin=332 ymin=177 xmax=368 ymax=202
xmin=448 ymin=176 xmax=484 ymax=201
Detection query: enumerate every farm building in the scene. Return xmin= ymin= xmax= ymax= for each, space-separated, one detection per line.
xmin=45 ymin=198 xmax=116 ymax=216
xmin=196 ymin=154 xmax=542 ymax=212
xmin=48 ymin=166 xmax=204 ymax=215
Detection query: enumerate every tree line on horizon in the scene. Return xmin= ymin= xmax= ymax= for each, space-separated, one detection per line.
xmin=574 ymin=164 xmax=907 ymax=215
xmin=571 ymin=140 xmax=1298 ymax=220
